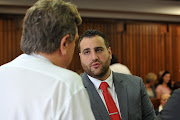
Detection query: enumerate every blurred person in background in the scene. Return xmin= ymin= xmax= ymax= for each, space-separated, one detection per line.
xmin=145 ymin=72 xmax=157 ymax=98
xmin=110 ymin=54 xmax=132 ymax=75
xmin=156 ymin=71 xmax=172 ymax=99
xmin=155 ymin=93 xmax=171 ymax=115
xmin=155 ymin=89 xmax=180 ymax=120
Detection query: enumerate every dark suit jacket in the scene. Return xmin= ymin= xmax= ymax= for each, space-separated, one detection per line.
xmin=156 ymin=88 xmax=180 ymax=120
xmin=155 ymin=108 xmax=160 ymax=115
xmin=81 ymin=72 xmax=156 ymax=120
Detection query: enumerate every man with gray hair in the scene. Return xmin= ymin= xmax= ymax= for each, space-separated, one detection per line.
xmin=0 ymin=0 xmax=95 ymax=120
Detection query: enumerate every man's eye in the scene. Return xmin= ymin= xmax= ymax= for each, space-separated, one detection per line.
xmin=96 ymin=49 xmax=102 ymax=52
xmin=84 ymin=51 xmax=90 ymax=55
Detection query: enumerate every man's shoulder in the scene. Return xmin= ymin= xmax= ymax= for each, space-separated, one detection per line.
xmin=113 ymin=72 xmax=143 ymax=89
xmin=113 ymin=72 xmax=141 ymax=82
xmin=1 ymin=54 xmax=83 ymax=90
xmin=42 ymin=67 xmax=85 ymax=94
xmin=174 ymin=88 xmax=180 ymax=94
xmin=49 ymin=66 xmax=82 ymax=83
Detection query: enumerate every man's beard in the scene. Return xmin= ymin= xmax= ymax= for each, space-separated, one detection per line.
xmin=90 ymin=63 xmax=109 ymax=79
xmin=81 ymin=56 xmax=111 ymax=79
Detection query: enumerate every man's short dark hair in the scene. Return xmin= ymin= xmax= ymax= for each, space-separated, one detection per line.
xmin=78 ymin=29 xmax=109 ymax=52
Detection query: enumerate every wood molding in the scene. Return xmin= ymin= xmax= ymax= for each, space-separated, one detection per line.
xmin=78 ymin=9 xmax=180 ymax=22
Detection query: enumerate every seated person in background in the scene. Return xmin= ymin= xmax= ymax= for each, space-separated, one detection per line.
xmin=158 ymin=70 xmax=165 ymax=81
xmin=156 ymin=71 xmax=172 ymax=99
xmin=155 ymin=93 xmax=170 ymax=115
xmin=155 ymin=89 xmax=180 ymax=120
xmin=155 ymin=70 xmax=165 ymax=88
xmin=110 ymin=54 xmax=132 ymax=75
xmin=145 ymin=72 xmax=157 ymax=98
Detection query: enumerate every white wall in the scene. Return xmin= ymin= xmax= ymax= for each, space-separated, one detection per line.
xmin=0 ymin=0 xmax=180 ymax=21
xmin=71 ymin=0 xmax=180 ymax=15
xmin=0 ymin=0 xmax=37 ymax=6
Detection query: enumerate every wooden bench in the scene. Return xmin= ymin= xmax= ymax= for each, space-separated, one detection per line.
xmin=150 ymin=98 xmax=160 ymax=109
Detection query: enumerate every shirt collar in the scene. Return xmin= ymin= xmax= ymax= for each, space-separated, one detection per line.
xmin=87 ymin=71 xmax=113 ymax=90
xmin=31 ymin=53 xmax=51 ymax=63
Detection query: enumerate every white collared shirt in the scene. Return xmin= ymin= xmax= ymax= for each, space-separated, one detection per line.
xmin=0 ymin=54 xmax=95 ymax=120
xmin=88 ymin=71 xmax=121 ymax=117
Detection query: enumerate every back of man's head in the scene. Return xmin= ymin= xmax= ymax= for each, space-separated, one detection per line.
xmin=21 ymin=0 xmax=82 ymax=54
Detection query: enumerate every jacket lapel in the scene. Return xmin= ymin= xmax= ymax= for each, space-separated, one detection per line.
xmin=81 ymin=73 xmax=111 ymax=120
xmin=113 ymin=72 xmax=128 ymax=120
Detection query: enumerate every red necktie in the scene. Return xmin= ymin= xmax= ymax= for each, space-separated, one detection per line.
xmin=100 ymin=82 xmax=121 ymax=120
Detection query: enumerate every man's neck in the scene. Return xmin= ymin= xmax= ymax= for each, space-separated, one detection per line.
xmin=37 ymin=52 xmax=66 ymax=68
xmin=91 ymin=69 xmax=111 ymax=81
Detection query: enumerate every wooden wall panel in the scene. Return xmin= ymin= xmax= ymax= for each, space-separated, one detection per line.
xmin=121 ymin=22 xmax=173 ymax=80
xmin=0 ymin=16 xmax=23 ymax=66
xmin=169 ymin=24 xmax=180 ymax=82
xmin=175 ymin=25 xmax=180 ymax=82
xmin=0 ymin=16 xmax=179 ymax=82
xmin=0 ymin=19 xmax=3 ymax=64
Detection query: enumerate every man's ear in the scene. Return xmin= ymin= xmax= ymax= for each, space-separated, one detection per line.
xmin=59 ymin=34 xmax=70 ymax=56
xmin=108 ymin=47 xmax=112 ymax=59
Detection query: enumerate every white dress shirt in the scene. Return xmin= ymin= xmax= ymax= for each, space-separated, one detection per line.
xmin=0 ymin=54 xmax=95 ymax=120
xmin=88 ymin=71 xmax=122 ymax=117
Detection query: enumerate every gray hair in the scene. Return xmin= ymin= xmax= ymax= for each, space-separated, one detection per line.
xmin=21 ymin=0 xmax=82 ymax=54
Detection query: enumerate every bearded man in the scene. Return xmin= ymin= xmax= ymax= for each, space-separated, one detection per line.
xmin=78 ymin=29 xmax=156 ymax=120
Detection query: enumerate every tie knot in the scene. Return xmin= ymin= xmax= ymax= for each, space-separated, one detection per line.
xmin=100 ymin=82 xmax=109 ymax=91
